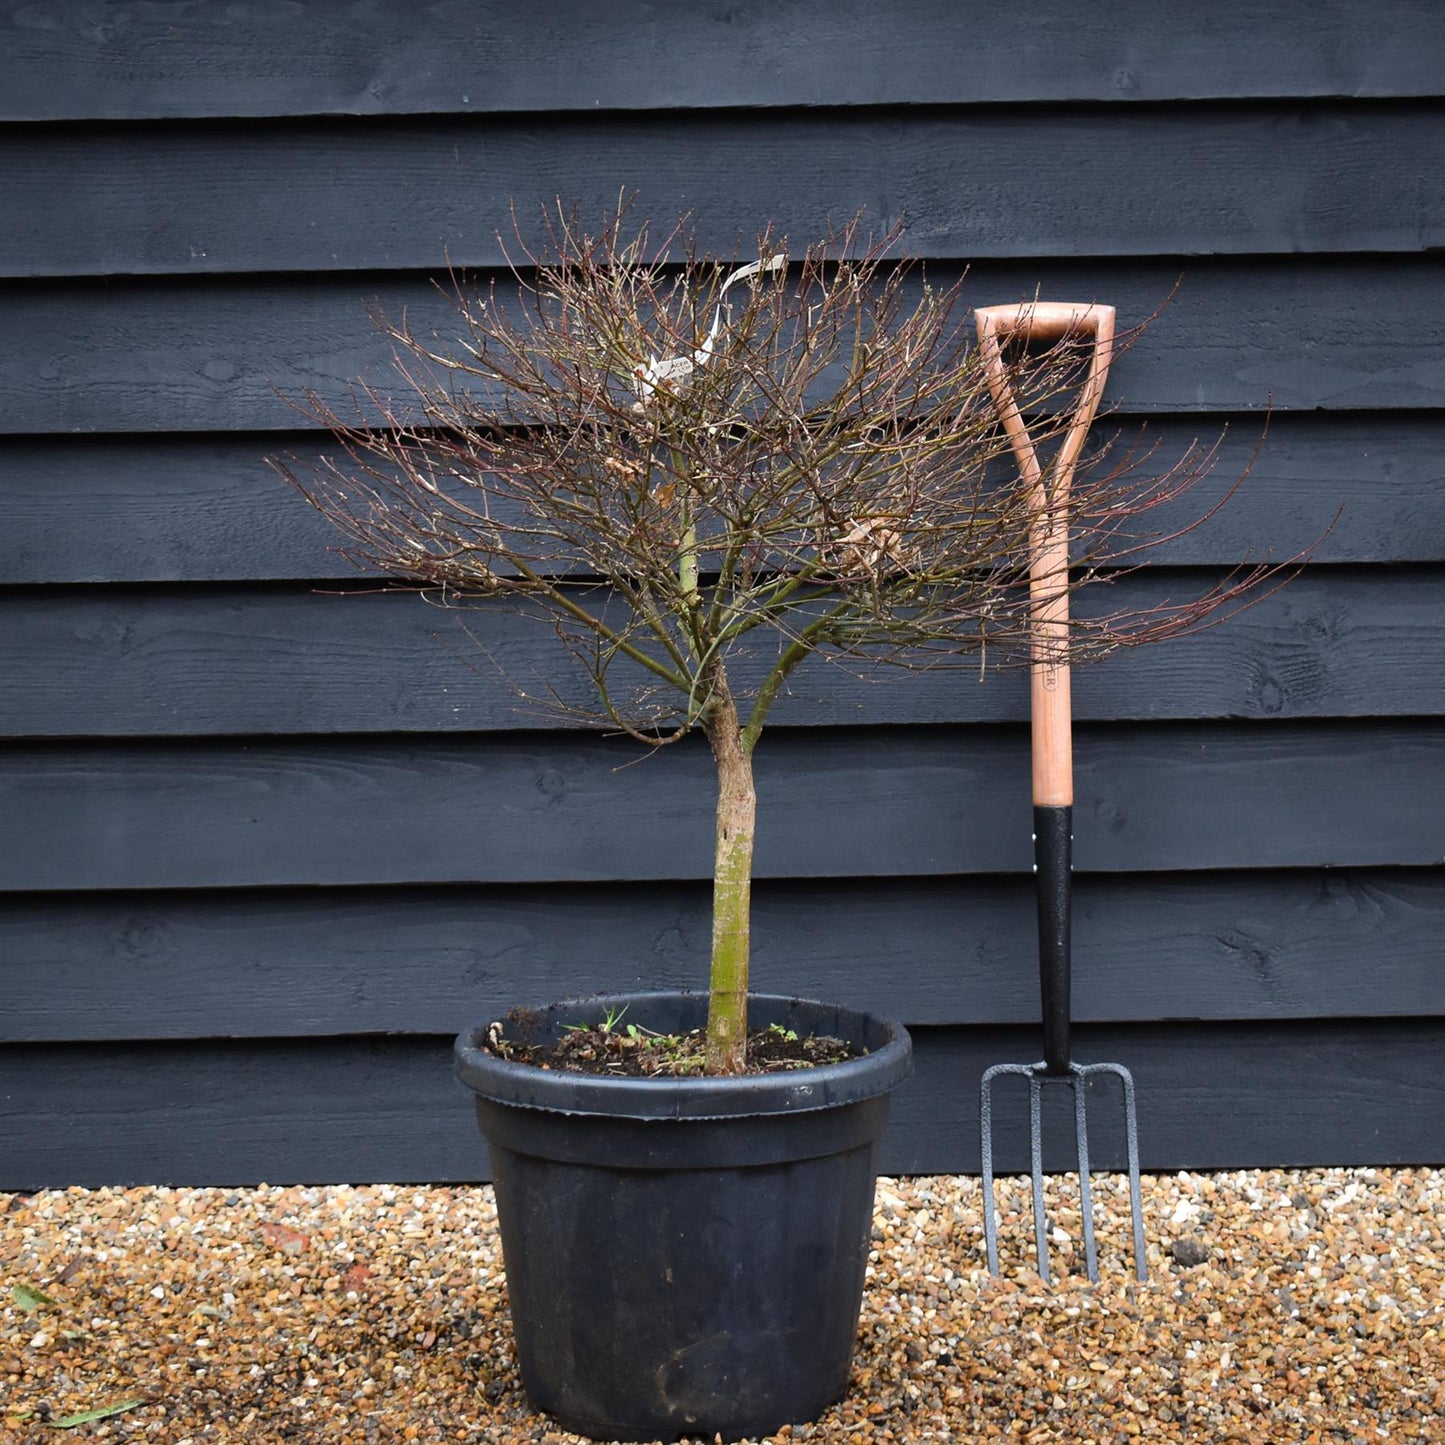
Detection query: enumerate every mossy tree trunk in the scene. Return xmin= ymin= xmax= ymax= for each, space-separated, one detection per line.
xmin=702 ymin=680 xmax=756 ymax=1075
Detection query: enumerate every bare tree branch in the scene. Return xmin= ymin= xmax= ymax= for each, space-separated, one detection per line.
xmin=272 ymin=198 xmax=1302 ymax=1072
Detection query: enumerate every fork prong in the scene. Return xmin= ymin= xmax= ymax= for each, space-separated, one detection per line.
xmin=1120 ymin=1066 xmax=1147 ymax=1283
xmin=1028 ymin=1072 xmax=1051 ymax=1286
xmin=1072 ymin=1069 xmax=1100 ymax=1282
xmin=1081 ymin=1061 xmax=1148 ymax=1282
xmin=980 ymin=1066 xmax=1002 ymax=1275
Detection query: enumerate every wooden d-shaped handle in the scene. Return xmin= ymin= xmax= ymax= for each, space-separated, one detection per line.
xmin=974 ymin=303 xmax=1116 ymax=807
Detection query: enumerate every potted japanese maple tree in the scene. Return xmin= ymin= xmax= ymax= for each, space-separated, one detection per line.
xmin=277 ymin=205 xmax=1262 ymax=1441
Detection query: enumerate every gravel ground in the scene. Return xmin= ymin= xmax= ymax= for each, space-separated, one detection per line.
xmin=2 ymin=1168 xmax=1441 ymax=1442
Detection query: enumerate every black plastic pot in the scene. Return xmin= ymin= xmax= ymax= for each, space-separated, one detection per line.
xmin=454 ymin=992 xmax=912 ymax=1443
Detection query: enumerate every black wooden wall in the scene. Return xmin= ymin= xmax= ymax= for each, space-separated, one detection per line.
xmin=2 ymin=2 xmax=1443 ymax=1187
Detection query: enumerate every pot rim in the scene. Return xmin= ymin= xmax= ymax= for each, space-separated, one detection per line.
xmin=454 ymin=990 xmax=912 ymax=1121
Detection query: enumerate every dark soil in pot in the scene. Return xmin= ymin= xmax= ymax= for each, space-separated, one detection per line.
xmin=485 ymin=1005 xmax=860 ymax=1076
xmin=454 ymin=992 xmax=912 ymax=1443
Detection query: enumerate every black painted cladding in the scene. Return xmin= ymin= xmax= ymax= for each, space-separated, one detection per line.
xmin=5 ymin=414 xmax=1440 ymax=582
xmin=4 ymin=567 xmax=1445 ymax=734
xmin=4 ymin=1 xmax=1443 ymax=118
xmin=6 ymin=105 xmax=1444 ymax=276
xmin=4 ymin=722 xmax=1442 ymax=892
xmin=4 ymin=872 xmax=1441 ymax=1043
xmin=7 ymin=259 xmax=1445 ymax=435
xmin=3 ymin=1022 xmax=1443 ymax=1189
xmin=2 ymin=1 xmax=1443 ymax=1184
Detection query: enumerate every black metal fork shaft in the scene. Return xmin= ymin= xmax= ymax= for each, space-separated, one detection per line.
xmin=1034 ymin=804 xmax=1073 ymax=1075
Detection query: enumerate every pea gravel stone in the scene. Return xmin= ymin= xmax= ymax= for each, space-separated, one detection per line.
xmin=2 ymin=1167 xmax=1441 ymax=1441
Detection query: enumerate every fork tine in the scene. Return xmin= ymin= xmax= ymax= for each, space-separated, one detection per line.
xmin=1120 ymin=1067 xmax=1147 ymax=1282
xmin=980 ymin=1066 xmax=1002 ymax=1275
xmin=1073 ymin=1071 xmax=1100 ymax=1282
xmin=1028 ymin=1072 xmax=1051 ymax=1286
xmin=1088 ymin=1061 xmax=1148 ymax=1282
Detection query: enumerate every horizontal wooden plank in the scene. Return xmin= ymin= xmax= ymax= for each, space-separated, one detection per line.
xmin=3 ymin=869 xmax=1439 ymax=1042
xmin=0 ymin=723 xmax=1438 ymax=892
xmin=3 ymin=413 xmax=1434 ymax=584
xmin=2 ymin=1020 xmax=1441 ymax=1188
xmin=896 ymin=1020 xmax=1445 ymax=1175
xmin=3 ymin=0 xmax=1440 ymax=119
xmin=6 ymin=258 xmax=1444 ymax=435
xmin=6 ymin=105 xmax=1443 ymax=277
xmin=1 ymin=568 xmax=1439 ymax=737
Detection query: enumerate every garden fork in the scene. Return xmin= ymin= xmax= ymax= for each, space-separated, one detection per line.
xmin=974 ymin=301 xmax=1147 ymax=1285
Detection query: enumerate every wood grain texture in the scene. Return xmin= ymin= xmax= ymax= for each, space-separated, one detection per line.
xmin=0 ymin=723 xmax=1439 ymax=892
xmin=2 ymin=1020 xmax=1441 ymax=1188
xmin=2 ymin=869 xmax=1439 ymax=1041
xmin=1 ymin=568 xmax=1440 ymax=737
xmin=2 ymin=0 xmax=1440 ymax=120
xmin=3 ymin=413 xmax=1438 ymax=584
xmin=6 ymin=105 xmax=1443 ymax=277
xmin=896 ymin=1019 xmax=1445 ymax=1175
xmin=6 ymin=258 xmax=1444 ymax=435
xmin=2 ymin=0 xmax=1440 ymax=1191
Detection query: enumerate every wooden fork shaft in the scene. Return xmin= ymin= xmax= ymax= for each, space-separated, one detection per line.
xmin=974 ymin=302 xmax=1116 ymax=806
